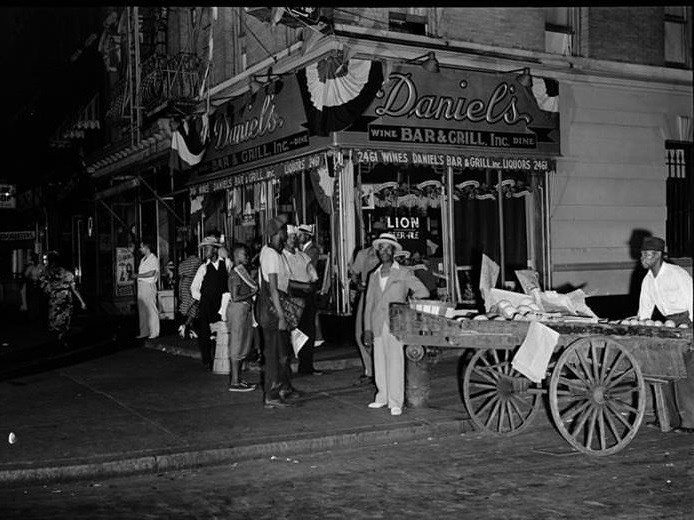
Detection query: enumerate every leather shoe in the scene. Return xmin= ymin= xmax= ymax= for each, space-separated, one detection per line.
xmin=264 ymin=398 xmax=295 ymax=409
xmin=368 ymin=402 xmax=387 ymax=409
xmin=391 ymin=407 xmax=402 ymax=416
xmin=672 ymin=427 xmax=694 ymax=433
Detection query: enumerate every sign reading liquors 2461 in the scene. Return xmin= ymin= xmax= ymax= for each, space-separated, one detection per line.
xmin=361 ymin=65 xmax=559 ymax=155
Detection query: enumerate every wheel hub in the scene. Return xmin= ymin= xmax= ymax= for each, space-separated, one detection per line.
xmin=592 ymin=385 xmax=606 ymax=405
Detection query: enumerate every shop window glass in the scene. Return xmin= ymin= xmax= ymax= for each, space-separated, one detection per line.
xmin=452 ymin=169 xmax=546 ymax=307
xmin=388 ymin=10 xmax=427 ymax=36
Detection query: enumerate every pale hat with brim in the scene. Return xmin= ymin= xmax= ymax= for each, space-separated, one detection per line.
xmin=286 ymin=224 xmax=299 ymax=235
xmin=394 ymin=250 xmax=410 ymax=260
xmin=372 ymin=232 xmax=403 ymax=253
xmin=297 ymin=224 xmax=315 ymax=236
xmin=199 ymin=236 xmax=223 ymax=248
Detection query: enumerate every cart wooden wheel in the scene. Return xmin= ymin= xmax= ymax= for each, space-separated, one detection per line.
xmin=462 ymin=348 xmax=542 ymax=436
xmin=548 ymin=336 xmax=646 ymax=456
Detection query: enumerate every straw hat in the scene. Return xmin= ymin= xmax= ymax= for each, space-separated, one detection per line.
xmin=199 ymin=236 xmax=223 ymax=248
xmin=372 ymin=232 xmax=403 ymax=253
xmin=297 ymin=224 xmax=315 ymax=236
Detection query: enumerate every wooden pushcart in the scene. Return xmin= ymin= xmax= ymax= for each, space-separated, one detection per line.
xmin=390 ymin=304 xmax=693 ymax=456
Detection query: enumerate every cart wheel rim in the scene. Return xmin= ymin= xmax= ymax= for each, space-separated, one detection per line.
xmin=462 ymin=348 xmax=542 ymax=436
xmin=548 ymin=336 xmax=646 ymax=456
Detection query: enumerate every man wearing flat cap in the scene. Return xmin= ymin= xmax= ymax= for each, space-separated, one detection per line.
xmin=638 ymin=236 xmax=694 ymax=433
xmin=191 ymin=236 xmax=229 ymax=371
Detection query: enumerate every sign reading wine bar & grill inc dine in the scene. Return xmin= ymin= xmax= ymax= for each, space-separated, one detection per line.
xmin=356 ymin=64 xmax=560 ymax=156
xmin=192 ymin=74 xmax=310 ymax=179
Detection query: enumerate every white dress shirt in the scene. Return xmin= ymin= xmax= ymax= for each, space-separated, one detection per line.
xmin=138 ymin=253 xmax=159 ymax=285
xmin=260 ymin=245 xmax=290 ymax=293
xmin=377 ymin=262 xmax=399 ymax=291
xmin=191 ymin=258 xmax=226 ymax=301
xmin=638 ymin=262 xmax=693 ymax=320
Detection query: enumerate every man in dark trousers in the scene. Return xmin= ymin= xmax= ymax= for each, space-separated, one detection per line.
xmin=296 ymin=224 xmax=321 ymax=375
xmin=190 ymin=236 xmax=229 ymax=371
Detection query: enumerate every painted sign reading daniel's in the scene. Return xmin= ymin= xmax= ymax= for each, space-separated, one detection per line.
xmin=361 ymin=65 xmax=559 ymax=155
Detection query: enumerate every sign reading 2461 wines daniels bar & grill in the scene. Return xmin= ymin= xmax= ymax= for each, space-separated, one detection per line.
xmin=193 ymin=75 xmax=310 ymax=178
xmin=359 ymin=65 xmax=560 ymax=156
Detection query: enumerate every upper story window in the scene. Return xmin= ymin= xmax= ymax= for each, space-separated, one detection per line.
xmin=544 ymin=7 xmax=580 ymax=56
xmin=664 ymin=6 xmax=691 ymax=68
xmin=389 ymin=9 xmax=428 ymax=36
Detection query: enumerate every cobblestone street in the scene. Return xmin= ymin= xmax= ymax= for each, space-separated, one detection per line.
xmin=2 ymin=415 xmax=692 ymax=520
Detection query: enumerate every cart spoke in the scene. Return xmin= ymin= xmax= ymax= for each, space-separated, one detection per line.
xmin=605 ymin=367 xmax=635 ymax=389
xmin=570 ymin=405 xmax=593 ymax=438
xmin=491 ymin=349 xmax=501 ymax=367
xmin=575 ymin=347 xmax=595 ymax=385
xmin=598 ymin=342 xmax=613 ymax=383
xmin=589 ymin=342 xmax=600 ymax=383
xmin=607 ymin=384 xmax=639 ymax=397
xmin=559 ymin=398 xmax=590 ymax=423
xmin=610 ymin=398 xmax=640 ymax=415
xmin=603 ymin=404 xmax=625 ymax=441
xmin=485 ymin=399 xmax=502 ymax=428
xmin=564 ymin=361 xmax=587 ymax=382
xmin=468 ymin=380 xmax=498 ymax=390
xmin=508 ymin=394 xmax=530 ymax=419
xmin=557 ymin=376 xmax=589 ymax=393
xmin=475 ymin=394 xmax=499 ymax=417
xmin=497 ymin=399 xmax=506 ymax=432
xmin=585 ymin=408 xmax=598 ymax=449
xmin=603 ymin=350 xmax=625 ymax=382
xmin=471 ymin=367 xmax=499 ymax=385
xmin=469 ymin=388 xmax=497 ymax=401
xmin=506 ymin=401 xmax=517 ymax=431
xmin=605 ymin=402 xmax=635 ymax=431
xmin=597 ymin=408 xmax=608 ymax=450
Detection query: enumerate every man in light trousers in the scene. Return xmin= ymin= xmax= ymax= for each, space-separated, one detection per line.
xmin=135 ymin=240 xmax=160 ymax=339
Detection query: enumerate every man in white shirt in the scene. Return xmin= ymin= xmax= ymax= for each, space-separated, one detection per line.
xmin=638 ymin=236 xmax=693 ymax=433
xmin=258 ymin=217 xmax=297 ymax=408
xmin=191 ymin=235 xmax=229 ymax=371
xmin=135 ymin=240 xmax=160 ymax=339
xmin=638 ymin=236 xmax=693 ymax=325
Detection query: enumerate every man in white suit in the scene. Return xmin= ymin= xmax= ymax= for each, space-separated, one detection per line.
xmin=362 ymin=233 xmax=428 ymax=416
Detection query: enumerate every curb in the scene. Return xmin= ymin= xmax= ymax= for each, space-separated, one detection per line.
xmin=146 ymin=340 xmax=462 ymax=373
xmin=0 ymin=417 xmax=474 ymax=486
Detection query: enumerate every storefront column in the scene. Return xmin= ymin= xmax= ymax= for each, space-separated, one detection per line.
xmin=443 ymin=166 xmax=457 ymax=304
xmin=496 ymin=170 xmax=506 ymax=286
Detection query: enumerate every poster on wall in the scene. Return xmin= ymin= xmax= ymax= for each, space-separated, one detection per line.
xmin=115 ymin=247 xmax=135 ymax=296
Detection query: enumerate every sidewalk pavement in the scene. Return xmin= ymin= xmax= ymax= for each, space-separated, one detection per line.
xmin=0 ymin=338 xmax=473 ymax=486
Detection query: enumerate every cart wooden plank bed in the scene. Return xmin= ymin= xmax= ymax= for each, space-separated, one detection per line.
xmin=390 ymin=304 xmax=693 ymax=456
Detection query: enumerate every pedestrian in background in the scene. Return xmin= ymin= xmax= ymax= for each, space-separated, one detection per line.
xmin=177 ymin=243 xmax=202 ymax=339
xmin=225 ymin=244 xmax=258 ymax=392
xmin=257 ymin=217 xmax=296 ymax=408
xmin=39 ymin=250 xmax=87 ymax=342
xmin=191 ymin=236 xmax=229 ymax=371
xmin=363 ymin=233 xmax=428 ymax=416
xmin=294 ymin=224 xmax=321 ymax=375
xmin=135 ymin=240 xmax=160 ymax=340
xmin=20 ymin=251 xmax=47 ymax=327
xmin=349 ymin=225 xmax=384 ymax=386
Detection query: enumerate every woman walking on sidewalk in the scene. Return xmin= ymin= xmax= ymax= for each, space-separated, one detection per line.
xmin=224 ymin=244 xmax=258 ymax=392
xmin=177 ymin=243 xmax=202 ymax=339
xmin=39 ymin=250 xmax=87 ymax=342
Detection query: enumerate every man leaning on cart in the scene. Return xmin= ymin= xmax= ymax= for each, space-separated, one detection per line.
xmin=638 ymin=236 xmax=694 ymax=433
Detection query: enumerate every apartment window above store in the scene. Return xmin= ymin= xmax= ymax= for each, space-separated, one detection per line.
xmin=664 ymin=6 xmax=691 ymax=68
xmin=665 ymin=140 xmax=693 ymax=258
xmin=388 ymin=9 xmax=428 ymax=36
xmin=544 ymin=7 xmax=580 ymax=56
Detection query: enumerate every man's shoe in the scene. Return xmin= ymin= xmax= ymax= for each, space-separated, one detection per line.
xmin=368 ymin=402 xmax=387 ymax=409
xmin=355 ymin=375 xmax=374 ymax=386
xmin=672 ymin=427 xmax=694 ymax=433
xmin=645 ymin=421 xmax=662 ymax=430
xmin=178 ymin=325 xmax=186 ymax=338
xmin=280 ymin=388 xmax=304 ymax=400
xmin=229 ymin=383 xmax=255 ymax=392
xmin=391 ymin=407 xmax=402 ymax=416
xmin=136 ymin=335 xmax=148 ymax=339
xmin=264 ymin=398 xmax=295 ymax=409
xmin=147 ymin=335 xmax=159 ymax=340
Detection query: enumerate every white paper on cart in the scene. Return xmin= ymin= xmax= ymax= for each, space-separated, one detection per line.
xmin=512 ymin=321 xmax=560 ymax=383
xmin=291 ymin=328 xmax=309 ymax=357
